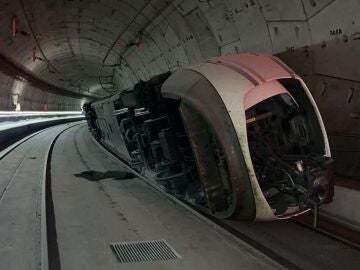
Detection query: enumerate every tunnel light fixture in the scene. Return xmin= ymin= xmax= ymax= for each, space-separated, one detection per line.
xmin=115 ymin=41 xmax=144 ymax=49
xmin=12 ymin=16 xmax=17 ymax=37
xmin=32 ymin=47 xmax=36 ymax=62
xmin=32 ymin=47 xmax=45 ymax=62
xmin=35 ymin=33 xmax=49 ymax=39
xmin=102 ymin=64 xmax=121 ymax=67
xmin=11 ymin=16 xmax=30 ymax=38
xmin=115 ymin=31 xmax=144 ymax=50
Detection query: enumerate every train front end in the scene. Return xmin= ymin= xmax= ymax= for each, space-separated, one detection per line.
xmin=163 ymin=53 xmax=334 ymax=220
xmin=86 ymin=53 xmax=334 ymax=221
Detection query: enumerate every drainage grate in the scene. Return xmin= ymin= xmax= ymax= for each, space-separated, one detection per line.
xmin=110 ymin=239 xmax=181 ymax=263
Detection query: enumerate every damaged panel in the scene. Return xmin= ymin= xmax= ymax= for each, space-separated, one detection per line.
xmin=258 ymin=0 xmax=307 ymax=21
xmin=245 ymin=79 xmax=333 ymax=217
xmin=268 ymin=22 xmax=311 ymax=54
xmin=227 ymin=0 xmax=273 ymax=53
xmin=308 ymin=0 xmax=360 ymax=44
xmin=184 ymin=8 xmax=219 ymax=59
xmin=301 ymin=0 xmax=336 ymax=19
xmin=220 ymin=40 xmax=243 ymax=55
xmin=174 ymin=0 xmax=197 ymax=16
xmin=202 ymin=3 xmax=239 ymax=47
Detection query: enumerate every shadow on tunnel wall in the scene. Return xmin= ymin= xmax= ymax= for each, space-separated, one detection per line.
xmin=276 ymin=37 xmax=360 ymax=181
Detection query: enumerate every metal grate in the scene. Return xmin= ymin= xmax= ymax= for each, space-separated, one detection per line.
xmin=110 ymin=239 xmax=181 ymax=263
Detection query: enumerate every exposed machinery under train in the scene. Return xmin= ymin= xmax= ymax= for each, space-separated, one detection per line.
xmin=84 ymin=53 xmax=334 ymax=221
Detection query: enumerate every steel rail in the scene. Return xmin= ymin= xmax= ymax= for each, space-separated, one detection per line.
xmin=41 ymin=122 xmax=84 ymax=270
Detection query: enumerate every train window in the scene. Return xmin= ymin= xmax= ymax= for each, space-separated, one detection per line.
xmin=278 ymin=78 xmax=325 ymax=154
xmin=245 ymin=82 xmax=332 ymax=218
xmin=246 ymin=93 xmax=310 ymax=156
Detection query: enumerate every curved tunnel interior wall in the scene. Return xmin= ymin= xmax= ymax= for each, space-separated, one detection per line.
xmin=0 ymin=0 xmax=359 ymax=178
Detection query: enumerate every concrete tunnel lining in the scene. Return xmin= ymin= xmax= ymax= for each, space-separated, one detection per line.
xmin=0 ymin=0 xmax=359 ymax=192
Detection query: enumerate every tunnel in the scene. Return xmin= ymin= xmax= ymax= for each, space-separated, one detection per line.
xmin=0 ymin=1 xmax=360 ymax=269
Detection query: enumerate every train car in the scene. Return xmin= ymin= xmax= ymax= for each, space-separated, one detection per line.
xmin=84 ymin=53 xmax=334 ymax=221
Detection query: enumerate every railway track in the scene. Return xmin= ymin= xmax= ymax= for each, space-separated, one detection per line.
xmin=2 ymin=123 xmax=359 ymax=270
xmin=92 ymin=136 xmax=360 ymax=270
xmin=0 ymin=127 xmax=53 ymax=158
xmin=43 ymin=123 xmax=84 ymax=270
xmin=291 ymin=214 xmax=360 ymax=250
xmin=0 ymin=122 xmax=83 ymax=270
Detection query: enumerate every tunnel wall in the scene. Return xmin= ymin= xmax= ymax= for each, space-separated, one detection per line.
xmin=112 ymin=0 xmax=360 ymax=180
xmin=0 ymin=0 xmax=359 ymax=178
xmin=0 ymin=71 xmax=82 ymax=111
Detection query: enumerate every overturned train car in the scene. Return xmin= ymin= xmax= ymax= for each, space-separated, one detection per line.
xmin=84 ymin=53 xmax=334 ymax=221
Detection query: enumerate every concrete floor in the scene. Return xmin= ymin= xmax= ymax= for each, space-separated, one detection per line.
xmin=50 ymin=124 xmax=280 ymax=270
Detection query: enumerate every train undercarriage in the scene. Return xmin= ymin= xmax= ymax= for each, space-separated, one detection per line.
xmin=84 ymin=54 xmax=334 ymax=221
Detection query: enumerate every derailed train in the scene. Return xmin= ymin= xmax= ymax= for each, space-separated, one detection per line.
xmin=84 ymin=53 xmax=334 ymax=221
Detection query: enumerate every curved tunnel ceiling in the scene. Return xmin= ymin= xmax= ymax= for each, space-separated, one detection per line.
xmin=0 ymin=0 xmax=359 ymax=113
